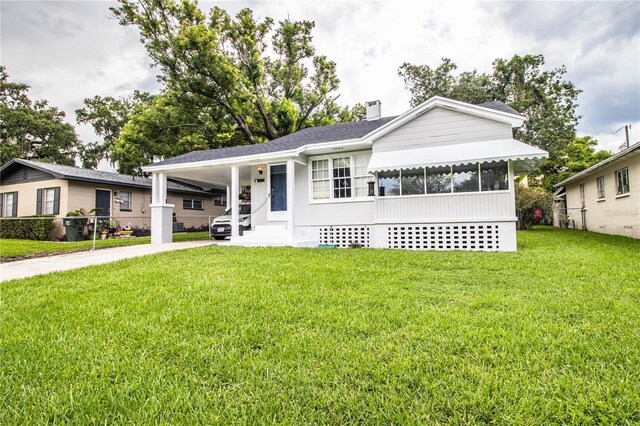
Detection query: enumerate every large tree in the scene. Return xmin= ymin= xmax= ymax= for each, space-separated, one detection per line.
xmin=75 ymin=91 xmax=153 ymax=169
xmin=106 ymin=89 xmax=364 ymax=175
xmin=111 ymin=92 xmax=232 ymax=175
xmin=111 ymin=1 xmax=355 ymax=147
xmin=0 ymin=67 xmax=81 ymax=166
xmin=551 ymin=135 xmax=612 ymax=188
xmin=398 ymin=55 xmax=582 ymax=189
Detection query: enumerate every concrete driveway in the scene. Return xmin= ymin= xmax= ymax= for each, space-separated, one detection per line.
xmin=1 ymin=241 xmax=217 ymax=282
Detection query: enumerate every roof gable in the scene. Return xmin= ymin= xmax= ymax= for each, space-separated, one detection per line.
xmin=372 ymin=106 xmax=514 ymax=152
xmin=363 ymin=97 xmax=525 ymax=144
xmin=0 ymin=161 xmax=58 ymax=184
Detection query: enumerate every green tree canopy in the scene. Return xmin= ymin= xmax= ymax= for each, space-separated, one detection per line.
xmin=111 ymin=92 xmax=235 ymax=175
xmin=1 ymin=67 xmax=81 ymax=166
xmin=75 ymin=91 xmax=153 ymax=169
xmin=111 ymin=1 xmax=357 ymax=146
xmin=552 ymin=135 xmax=612 ymax=187
xmin=398 ymin=55 xmax=582 ymax=189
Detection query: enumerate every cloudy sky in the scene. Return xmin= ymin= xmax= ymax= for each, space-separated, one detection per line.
xmin=2 ymin=0 xmax=639 ymax=165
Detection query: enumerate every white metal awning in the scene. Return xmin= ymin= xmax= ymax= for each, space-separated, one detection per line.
xmin=368 ymin=139 xmax=548 ymax=174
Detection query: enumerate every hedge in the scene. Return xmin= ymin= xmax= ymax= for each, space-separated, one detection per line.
xmin=0 ymin=216 xmax=56 ymax=241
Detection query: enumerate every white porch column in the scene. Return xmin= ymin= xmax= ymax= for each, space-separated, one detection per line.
xmin=226 ymin=185 xmax=230 ymax=211
xmin=150 ymin=172 xmax=174 ymax=244
xmin=286 ymin=159 xmax=295 ymax=236
xmin=230 ymin=165 xmax=239 ymax=237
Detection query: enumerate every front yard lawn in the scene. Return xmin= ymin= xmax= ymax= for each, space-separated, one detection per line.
xmin=0 ymin=231 xmax=211 ymax=262
xmin=2 ymin=227 xmax=639 ymax=423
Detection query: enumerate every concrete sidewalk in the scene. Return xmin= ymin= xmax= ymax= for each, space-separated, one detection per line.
xmin=1 ymin=241 xmax=217 ymax=282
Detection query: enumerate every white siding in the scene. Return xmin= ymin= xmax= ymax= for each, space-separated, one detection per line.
xmin=293 ymin=162 xmax=375 ymax=226
xmin=374 ymin=106 xmax=513 ymax=152
xmin=250 ymin=164 xmax=269 ymax=227
xmin=251 ymin=106 xmax=522 ymax=251
xmin=374 ymin=192 xmax=514 ymax=223
xmin=292 ymin=157 xmax=515 ymax=226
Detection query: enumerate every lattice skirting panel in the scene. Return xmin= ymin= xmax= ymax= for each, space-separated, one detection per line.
xmin=387 ymin=224 xmax=501 ymax=251
xmin=319 ymin=226 xmax=370 ymax=248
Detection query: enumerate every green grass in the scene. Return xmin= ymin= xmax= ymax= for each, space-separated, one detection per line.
xmin=2 ymin=227 xmax=639 ymax=424
xmin=0 ymin=232 xmax=211 ymax=261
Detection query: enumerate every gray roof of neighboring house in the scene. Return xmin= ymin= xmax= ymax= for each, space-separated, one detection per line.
xmin=0 ymin=159 xmax=221 ymax=195
xmin=554 ymin=141 xmax=640 ymax=187
xmin=164 ymin=176 xmax=226 ymax=192
xmin=477 ymin=100 xmax=525 ymax=117
xmin=152 ymin=100 xmax=524 ymax=168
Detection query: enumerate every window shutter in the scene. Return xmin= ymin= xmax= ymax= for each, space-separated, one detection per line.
xmin=53 ymin=187 xmax=61 ymax=215
xmin=0 ymin=193 xmax=3 ymax=218
xmin=12 ymin=192 xmax=18 ymax=217
xmin=36 ymin=189 xmax=43 ymax=215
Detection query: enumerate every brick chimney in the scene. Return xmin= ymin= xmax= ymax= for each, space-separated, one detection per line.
xmin=366 ymin=100 xmax=381 ymax=121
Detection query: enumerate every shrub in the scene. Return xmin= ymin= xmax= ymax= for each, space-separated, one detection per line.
xmin=515 ymin=185 xmax=553 ymax=229
xmin=131 ymin=226 xmax=151 ymax=237
xmin=0 ymin=216 xmax=56 ymax=241
xmin=185 ymin=224 xmax=209 ymax=233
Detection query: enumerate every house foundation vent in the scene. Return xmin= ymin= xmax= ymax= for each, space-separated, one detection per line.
xmin=320 ymin=226 xmax=370 ymax=248
xmin=387 ymin=224 xmax=500 ymax=251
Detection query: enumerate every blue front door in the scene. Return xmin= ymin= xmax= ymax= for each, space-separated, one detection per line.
xmin=270 ymin=165 xmax=287 ymax=212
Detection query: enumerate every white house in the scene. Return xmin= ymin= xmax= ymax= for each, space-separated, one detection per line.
xmin=143 ymin=96 xmax=548 ymax=251
xmin=553 ymin=142 xmax=639 ymax=238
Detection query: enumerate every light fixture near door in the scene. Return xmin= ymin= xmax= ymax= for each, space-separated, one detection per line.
xmin=257 ymin=165 xmax=264 ymax=175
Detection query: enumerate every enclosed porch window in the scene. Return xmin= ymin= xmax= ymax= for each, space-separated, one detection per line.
xmin=378 ymin=161 xmax=509 ymax=196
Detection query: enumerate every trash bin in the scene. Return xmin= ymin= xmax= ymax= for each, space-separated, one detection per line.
xmin=63 ymin=217 xmax=88 ymax=242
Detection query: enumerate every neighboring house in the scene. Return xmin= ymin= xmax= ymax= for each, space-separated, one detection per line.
xmin=0 ymin=159 xmax=226 ymax=237
xmin=553 ymin=142 xmax=639 ymax=238
xmin=143 ymin=96 xmax=548 ymax=251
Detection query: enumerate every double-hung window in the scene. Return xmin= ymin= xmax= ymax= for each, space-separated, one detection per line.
xmin=311 ymin=159 xmax=330 ymax=200
xmin=332 ymin=157 xmax=352 ymax=198
xmin=0 ymin=192 xmax=18 ymax=217
xmin=615 ymin=168 xmax=630 ymax=195
xmin=44 ymin=188 xmax=55 ymax=214
xmin=310 ymin=153 xmax=372 ymax=201
xmin=183 ymin=198 xmax=203 ymax=210
xmin=119 ymin=191 xmax=132 ymax=211
xmin=596 ymin=176 xmax=605 ymax=200
xmin=353 ymin=153 xmax=372 ymax=197
xmin=36 ymin=187 xmax=60 ymax=215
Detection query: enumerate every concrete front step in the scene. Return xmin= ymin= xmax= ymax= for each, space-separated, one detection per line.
xmin=245 ymin=224 xmax=288 ymax=236
xmin=230 ymin=239 xmax=319 ymax=247
xmin=230 ymin=225 xmax=318 ymax=247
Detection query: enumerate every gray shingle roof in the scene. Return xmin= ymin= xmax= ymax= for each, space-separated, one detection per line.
xmin=166 ymin=176 xmax=225 ymax=191
xmin=477 ymin=100 xmax=525 ymax=117
xmin=151 ymin=99 xmax=523 ymax=168
xmin=153 ymin=116 xmax=397 ymax=167
xmin=3 ymin=159 xmax=218 ymax=194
